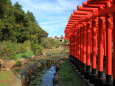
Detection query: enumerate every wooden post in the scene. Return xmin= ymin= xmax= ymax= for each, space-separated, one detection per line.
xmin=83 ymin=24 xmax=87 ymax=74
xmin=85 ymin=22 xmax=91 ymax=79
xmin=112 ymin=0 xmax=115 ymax=85
xmin=91 ymin=18 xmax=98 ymax=79
xmin=113 ymin=11 xmax=115 ymax=86
xmin=106 ymin=14 xmax=113 ymax=85
xmin=98 ymin=17 xmax=104 ymax=83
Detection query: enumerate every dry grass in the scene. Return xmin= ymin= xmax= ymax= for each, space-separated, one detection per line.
xmin=0 ymin=71 xmax=22 ymax=86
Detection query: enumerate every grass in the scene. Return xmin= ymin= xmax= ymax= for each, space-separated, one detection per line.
xmin=0 ymin=71 xmax=18 ymax=86
xmin=58 ymin=61 xmax=88 ymax=86
xmin=0 ymin=71 xmax=12 ymax=80
xmin=44 ymin=49 xmax=63 ymax=54
xmin=0 ymin=70 xmax=22 ymax=86
xmin=15 ymin=50 xmax=34 ymax=60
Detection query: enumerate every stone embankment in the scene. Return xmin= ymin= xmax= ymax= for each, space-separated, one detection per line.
xmin=18 ymin=58 xmax=66 ymax=86
xmin=53 ymin=61 xmax=65 ymax=86
xmin=0 ymin=55 xmax=68 ymax=86
xmin=0 ymin=58 xmax=28 ymax=71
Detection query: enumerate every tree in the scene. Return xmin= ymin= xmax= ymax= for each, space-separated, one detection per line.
xmin=26 ymin=11 xmax=37 ymax=23
xmin=0 ymin=0 xmax=12 ymax=18
xmin=0 ymin=1 xmax=48 ymax=43
xmin=0 ymin=0 xmax=49 ymax=58
xmin=40 ymin=38 xmax=60 ymax=49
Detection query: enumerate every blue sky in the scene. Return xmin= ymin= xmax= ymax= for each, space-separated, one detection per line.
xmin=11 ymin=0 xmax=86 ymax=37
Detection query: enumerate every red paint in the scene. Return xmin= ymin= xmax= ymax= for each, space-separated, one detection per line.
xmin=64 ymin=0 xmax=115 ymax=81
xmin=98 ymin=18 xmax=104 ymax=72
xmin=86 ymin=22 xmax=91 ymax=66
xmin=92 ymin=18 xmax=98 ymax=69
xmin=106 ymin=14 xmax=113 ymax=75
xmin=83 ymin=25 xmax=87 ymax=64
xmin=78 ymin=28 xmax=81 ymax=60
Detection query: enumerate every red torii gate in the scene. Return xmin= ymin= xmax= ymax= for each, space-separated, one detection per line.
xmin=64 ymin=0 xmax=115 ymax=86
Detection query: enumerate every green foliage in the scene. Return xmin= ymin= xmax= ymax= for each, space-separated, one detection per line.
xmin=17 ymin=40 xmax=31 ymax=53
xmin=0 ymin=41 xmax=17 ymax=60
xmin=0 ymin=41 xmax=34 ymax=60
xmin=0 ymin=71 xmax=20 ymax=86
xmin=63 ymin=40 xmax=69 ymax=43
xmin=0 ymin=0 xmax=49 ymax=60
xmin=58 ymin=61 xmax=88 ymax=86
xmin=40 ymin=38 xmax=60 ymax=49
xmin=26 ymin=11 xmax=37 ymax=23
xmin=0 ymin=0 xmax=12 ymax=18
xmin=15 ymin=50 xmax=34 ymax=60
xmin=0 ymin=0 xmax=48 ymax=43
xmin=15 ymin=60 xmax=21 ymax=67
xmin=32 ymin=44 xmax=43 ymax=55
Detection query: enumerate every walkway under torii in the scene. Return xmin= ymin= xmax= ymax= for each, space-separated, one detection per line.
xmin=64 ymin=0 xmax=115 ymax=86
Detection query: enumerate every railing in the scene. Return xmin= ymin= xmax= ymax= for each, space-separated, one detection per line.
xmin=64 ymin=0 xmax=115 ymax=86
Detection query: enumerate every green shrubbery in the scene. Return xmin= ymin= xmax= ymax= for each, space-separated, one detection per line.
xmin=0 ymin=0 xmax=62 ymax=60
xmin=40 ymin=38 xmax=61 ymax=49
xmin=0 ymin=41 xmax=34 ymax=60
xmin=0 ymin=39 xmax=61 ymax=60
xmin=0 ymin=41 xmax=17 ymax=60
xmin=32 ymin=43 xmax=43 ymax=55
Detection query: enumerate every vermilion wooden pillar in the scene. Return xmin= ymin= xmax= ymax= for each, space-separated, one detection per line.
xmin=78 ymin=28 xmax=81 ymax=71
xmin=80 ymin=26 xmax=85 ymax=74
xmin=90 ymin=21 xmax=93 ymax=59
xmin=70 ymin=36 xmax=72 ymax=56
xmin=85 ymin=22 xmax=91 ymax=79
xmin=76 ymin=29 xmax=78 ymax=58
xmin=74 ymin=29 xmax=77 ymax=58
xmin=80 ymin=27 xmax=83 ymax=63
xmin=72 ymin=36 xmax=74 ymax=56
xmin=79 ymin=26 xmax=83 ymax=72
xmin=98 ymin=17 xmax=104 ymax=82
xmin=92 ymin=18 xmax=98 ymax=77
xmin=113 ymin=11 xmax=115 ymax=85
xmin=78 ymin=28 xmax=80 ymax=61
xmin=76 ymin=29 xmax=79 ymax=68
xmin=103 ymin=24 xmax=106 ymax=57
xmin=70 ymin=35 xmax=74 ymax=56
xmin=74 ymin=33 xmax=77 ymax=58
xmin=113 ymin=1 xmax=115 ymax=84
xmin=80 ymin=27 xmax=82 ymax=63
xmin=83 ymin=24 xmax=87 ymax=73
xmin=106 ymin=14 xmax=113 ymax=85
xmin=73 ymin=35 xmax=75 ymax=57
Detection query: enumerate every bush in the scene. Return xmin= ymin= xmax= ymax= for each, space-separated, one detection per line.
xmin=31 ymin=43 xmax=43 ymax=55
xmin=15 ymin=50 xmax=34 ymax=60
xmin=40 ymin=38 xmax=60 ymax=49
xmin=15 ymin=61 xmax=22 ymax=67
xmin=0 ymin=41 xmax=32 ymax=60
xmin=0 ymin=41 xmax=17 ymax=60
xmin=17 ymin=40 xmax=31 ymax=54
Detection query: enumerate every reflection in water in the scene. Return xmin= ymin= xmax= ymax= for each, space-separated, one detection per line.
xmin=40 ymin=66 xmax=56 ymax=86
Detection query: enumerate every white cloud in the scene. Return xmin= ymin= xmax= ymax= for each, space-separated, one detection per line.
xmin=40 ymin=20 xmax=66 ymax=25
xmin=40 ymin=21 xmax=66 ymax=34
xmin=11 ymin=0 xmax=86 ymax=37
xmin=14 ymin=0 xmax=79 ymax=13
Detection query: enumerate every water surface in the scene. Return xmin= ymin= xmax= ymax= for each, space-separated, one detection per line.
xmin=40 ymin=66 xmax=56 ymax=86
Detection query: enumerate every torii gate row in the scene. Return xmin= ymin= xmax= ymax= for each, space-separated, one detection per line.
xmin=66 ymin=1 xmax=108 ymax=29
xmin=65 ymin=11 xmax=90 ymax=37
xmin=64 ymin=0 xmax=115 ymax=86
xmin=65 ymin=13 xmax=90 ymax=35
